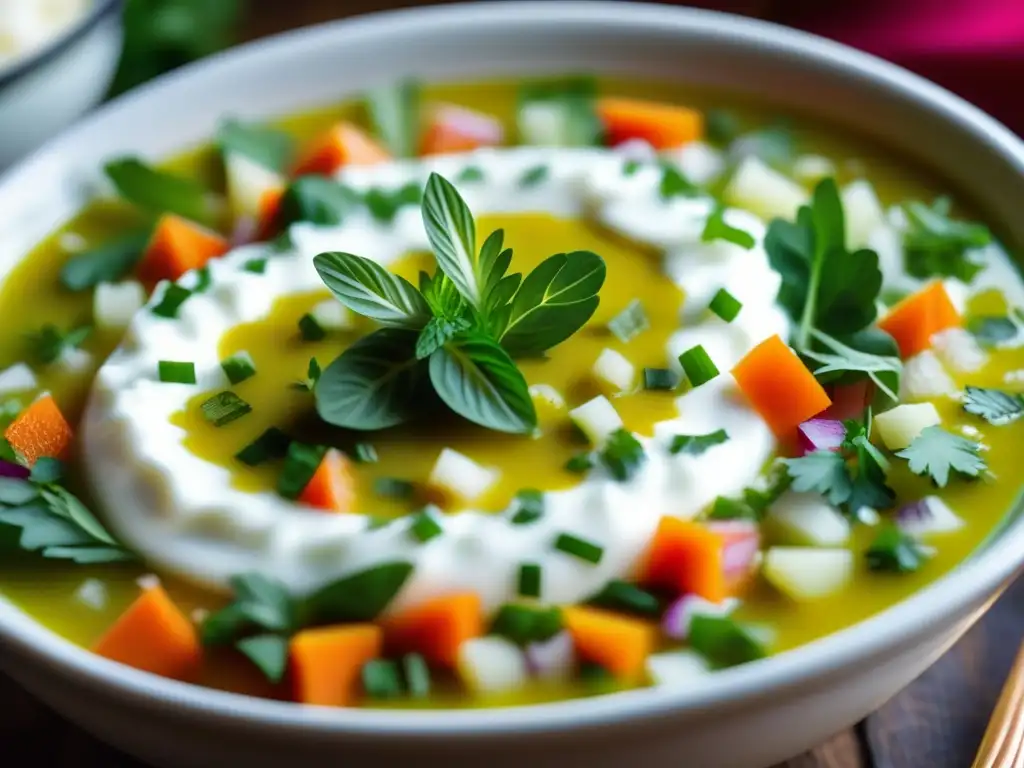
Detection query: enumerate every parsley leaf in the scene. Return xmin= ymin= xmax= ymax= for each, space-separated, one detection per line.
xmin=801 ymin=328 xmax=901 ymax=404
xmin=962 ymin=386 xmax=1024 ymax=426
xmin=783 ymin=450 xmax=851 ymax=506
xmin=865 ymin=524 xmax=929 ymax=573
xmin=902 ymin=198 xmax=990 ymax=283
xmin=895 ymin=426 xmax=986 ymax=487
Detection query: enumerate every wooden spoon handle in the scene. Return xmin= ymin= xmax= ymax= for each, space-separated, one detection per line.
xmin=972 ymin=641 xmax=1024 ymax=768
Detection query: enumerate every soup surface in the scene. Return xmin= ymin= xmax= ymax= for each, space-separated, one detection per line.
xmin=0 ymin=77 xmax=1022 ymax=709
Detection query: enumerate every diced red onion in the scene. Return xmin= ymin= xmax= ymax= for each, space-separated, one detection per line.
xmin=432 ymin=104 xmax=504 ymax=147
xmin=895 ymin=497 xmax=964 ymax=537
xmin=797 ymin=418 xmax=846 ymax=455
xmin=525 ymin=630 xmax=575 ymax=681
xmin=706 ymin=520 xmax=761 ymax=583
xmin=819 ymin=380 xmax=873 ymax=421
xmin=662 ymin=594 xmax=739 ymax=641
xmin=0 ymin=459 xmax=29 ymax=479
xmin=230 ymin=215 xmax=259 ymax=246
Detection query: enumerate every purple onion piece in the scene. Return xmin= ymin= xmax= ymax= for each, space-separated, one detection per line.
xmin=722 ymin=533 xmax=761 ymax=579
xmin=797 ymin=418 xmax=846 ymax=455
xmin=525 ymin=631 xmax=575 ymax=681
xmin=230 ymin=215 xmax=259 ymax=247
xmin=895 ymin=497 xmax=964 ymax=537
xmin=0 ymin=459 xmax=30 ymax=480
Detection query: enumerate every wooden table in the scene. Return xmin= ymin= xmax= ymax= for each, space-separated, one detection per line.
xmin=3 ymin=2 xmax=1021 ymax=766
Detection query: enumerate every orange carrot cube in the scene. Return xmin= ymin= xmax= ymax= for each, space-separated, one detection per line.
xmin=877 ymin=281 xmax=961 ymax=358
xmin=137 ymin=214 xmax=229 ymax=286
xmin=597 ymin=97 xmax=704 ymax=149
xmin=4 ymin=394 xmax=72 ymax=466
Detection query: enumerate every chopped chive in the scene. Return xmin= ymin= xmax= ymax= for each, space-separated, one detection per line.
xmin=709 ymin=288 xmax=743 ymax=322
xmin=158 ymin=360 xmax=196 ymax=384
xmin=409 ymin=509 xmax=443 ymax=543
xmin=642 ymin=368 xmax=678 ymax=391
xmin=151 ymin=284 xmax=191 ymax=318
xmin=192 ymin=265 xmax=212 ymax=292
xmin=361 ymin=659 xmax=403 ymax=700
xmin=235 ymin=427 xmax=290 ymax=466
xmin=607 ymin=299 xmax=649 ymax=343
xmin=220 ymin=351 xmax=256 ymax=385
xmin=352 ymin=442 xmax=378 ymax=464
xmin=402 ymin=653 xmax=431 ymax=698
xmin=679 ymin=344 xmax=720 ymax=387
xmin=554 ymin=533 xmax=604 ymax=564
xmin=622 ymin=159 xmax=642 ymax=177
xmin=669 ymin=429 xmax=730 ymax=456
xmin=565 ymin=452 xmax=594 ymax=474
xmin=511 ymin=488 xmax=544 ymax=525
xmin=243 ymin=258 xmax=267 ymax=274
xmin=200 ymin=391 xmax=252 ymax=427
xmin=519 ymin=165 xmax=549 ymax=187
xmin=374 ymin=477 xmax=415 ymax=500
xmin=491 ymin=604 xmax=563 ymax=645
xmin=598 ymin=428 xmax=646 ymax=481
xmin=588 ymin=579 xmax=661 ymax=616
xmin=518 ymin=563 xmax=542 ymax=598
xmin=298 ymin=313 xmax=326 ymax=341
xmin=277 ymin=442 xmax=326 ymax=499
xmin=689 ymin=615 xmax=767 ymax=669
xmin=456 ymin=165 xmax=484 ymax=183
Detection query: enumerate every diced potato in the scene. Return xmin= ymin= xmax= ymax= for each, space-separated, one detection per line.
xmin=765 ymin=491 xmax=850 ymax=546
xmin=646 ymin=649 xmax=712 ymax=687
xmin=763 ymin=547 xmax=853 ymax=601
xmin=899 ymin=351 xmax=957 ymax=402
xmin=723 ymin=156 xmax=808 ymax=222
xmin=792 ymin=154 xmax=836 ymax=185
xmin=569 ymin=395 xmax=623 ymax=445
xmin=428 ymin=448 xmax=499 ymax=503
xmin=874 ymin=403 xmax=941 ymax=451
xmin=517 ymin=102 xmax=566 ymax=147
xmin=592 ymin=348 xmax=635 ymax=393
xmin=94 ymin=281 xmax=145 ymax=330
xmin=225 ymin=152 xmax=284 ymax=220
xmin=310 ymin=299 xmax=353 ymax=331
xmin=931 ymin=328 xmax=987 ymax=374
xmin=841 ymin=180 xmax=885 ymax=250
xmin=0 ymin=363 xmax=37 ymax=395
xmin=457 ymin=636 xmax=529 ymax=695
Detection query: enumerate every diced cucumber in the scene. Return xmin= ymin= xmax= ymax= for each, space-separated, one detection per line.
xmin=457 ymin=636 xmax=529 ymax=695
xmin=646 ymin=649 xmax=712 ymax=686
xmin=309 ymin=299 xmax=353 ymax=331
xmin=0 ymin=363 xmax=37 ymax=395
xmin=592 ymin=348 xmax=635 ymax=394
xmin=763 ymin=547 xmax=853 ymax=601
xmin=428 ymin=448 xmax=499 ymax=503
xmin=874 ymin=402 xmax=942 ymax=451
xmin=723 ymin=156 xmax=807 ymax=221
xmin=225 ymin=151 xmax=284 ymax=220
xmin=841 ymin=180 xmax=885 ymax=250
xmin=764 ymin=491 xmax=850 ymax=547
xmin=569 ymin=395 xmax=623 ymax=445
xmin=94 ymin=280 xmax=145 ymax=330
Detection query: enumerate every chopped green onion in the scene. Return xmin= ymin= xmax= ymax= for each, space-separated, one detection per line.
xmin=277 ymin=442 xmax=326 ymax=499
xmin=352 ymin=442 xmax=378 ymax=464
xmin=220 ymin=351 xmax=256 ymax=385
xmin=456 ymin=166 xmax=484 ymax=183
xmin=192 ymin=266 xmax=212 ymax=292
xmin=491 ymin=604 xmax=563 ymax=645
xmin=622 ymin=159 xmax=642 ymax=177
xmin=409 ymin=509 xmax=443 ymax=543
xmin=679 ymin=344 xmax=720 ymax=387
xmin=402 ymin=653 xmax=431 ymax=698
xmin=702 ymin=208 xmax=756 ymax=250
xmin=151 ymin=284 xmax=192 ymax=319
xmin=375 ymin=477 xmax=415 ymax=500
xmin=518 ymin=563 xmax=542 ymax=598
xmin=598 ymin=428 xmax=646 ymax=481
xmin=554 ymin=532 xmax=604 ymax=564
xmin=511 ymin=488 xmax=544 ymax=525
xmin=708 ymin=288 xmax=743 ymax=322
xmin=158 ymin=360 xmax=196 ymax=384
xmin=519 ymin=165 xmax=549 ymax=187
xmin=243 ymin=258 xmax=267 ymax=274
xmin=607 ymin=299 xmax=649 ymax=343
xmin=235 ymin=427 xmax=291 ymax=466
xmin=865 ymin=523 xmax=929 ymax=573
xmin=588 ymin=580 xmax=660 ymax=616
xmin=642 ymin=368 xmax=678 ymax=391
xmin=564 ymin=452 xmax=594 ymax=474
xmin=689 ymin=615 xmax=768 ymax=669
xmin=298 ymin=313 xmax=326 ymax=341
xmin=361 ymin=659 xmax=404 ymax=699
xmin=200 ymin=391 xmax=252 ymax=427
xmin=669 ymin=429 xmax=730 ymax=456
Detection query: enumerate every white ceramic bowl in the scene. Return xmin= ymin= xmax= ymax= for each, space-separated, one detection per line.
xmin=0 ymin=0 xmax=123 ymax=170
xmin=0 ymin=4 xmax=1022 ymax=767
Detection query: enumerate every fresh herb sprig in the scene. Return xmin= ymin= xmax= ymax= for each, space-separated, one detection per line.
xmin=895 ymin=426 xmax=986 ymax=487
xmin=902 ymin=197 xmax=991 ymax=283
xmin=313 ymin=173 xmax=606 ymax=434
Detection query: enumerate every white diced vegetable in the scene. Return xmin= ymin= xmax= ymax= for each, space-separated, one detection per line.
xmin=458 ymin=636 xmax=529 ymax=695
xmin=675 ymin=141 xmax=725 ymax=186
xmin=763 ymin=547 xmax=853 ymax=601
xmin=941 ymin=278 xmax=969 ymax=316
xmin=529 ymin=384 xmax=566 ymax=410
xmin=0 ymin=363 xmax=37 ymax=395
xmin=56 ymin=348 xmax=92 ymax=374
xmin=874 ymin=402 xmax=942 ymax=451
xmin=310 ymin=299 xmax=353 ymax=331
xmin=428 ymin=448 xmax=499 ymax=503
xmin=931 ymin=328 xmax=987 ymax=373
xmin=73 ymin=578 xmax=108 ymax=610
xmin=723 ymin=156 xmax=808 ymax=222
xmin=898 ymin=496 xmax=965 ymax=537
xmin=517 ymin=102 xmax=568 ymax=147
xmin=841 ymin=180 xmax=885 ymax=250
xmin=592 ymin=348 xmax=635 ymax=393
xmin=765 ymin=491 xmax=850 ymax=546
xmin=225 ymin=151 xmax=284 ymax=220
xmin=569 ymin=395 xmax=623 ymax=445
xmin=94 ymin=281 xmax=145 ymax=330
xmin=646 ymin=649 xmax=712 ymax=687
xmin=899 ymin=351 xmax=957 ymax=401
xmin=792 ymin=154 xmax=836 ymax=185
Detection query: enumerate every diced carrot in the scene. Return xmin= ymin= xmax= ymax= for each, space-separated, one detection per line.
xmin=92 ymin=584 xmax=201 ymax=681
xmin=137 ymin=213 xmax=229 ymax=286
xmin=291 ymin=122 xmax=390 ymax=177
xmin=290 ymin=624 xmax=382 ymax=707
xmin=562 ymin=606 xmax=655 ymax=681
xmin=382 ymin=593 xmax=483 ymax=668
xmin=4 ymin=394 xmax=72 ymax=466
xmin=419 ymin=104 xmax=503 ymax=156
xmin=877 ymin=281 xmax=961 ymax=358
xmin=297 ymin=448 xmax=356 ymax=513
xmin=731 ymin=334 xmax=832 ymax=439
xmin=597 ymin=97 xmax=704 ymax=149
xmin=640 ymin=517 xmax=727 ymax=602
xmin=255 ymin=186 xmax=284 ymax=240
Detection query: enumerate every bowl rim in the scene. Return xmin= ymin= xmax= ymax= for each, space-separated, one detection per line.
xmin=0 ymin=0 xmax=123 ymax=91
xmin=1 ymin=0 xmax=1023 ymax=738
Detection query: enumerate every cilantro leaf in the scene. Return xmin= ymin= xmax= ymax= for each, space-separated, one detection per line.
xmin=895 ymin=426 xmax=986 ymax=487
xmin=866 ymin=524 xmax=930 ymax=574
xmin=801 ymin=328 xmax=902 ymax=404
xmin=962 ymin=386 xmax=1024 ymax=426
xmin=903 ymin=198 xmax=990 ymax=283
xmin=782 ymin=450 xmax=851 ymax=506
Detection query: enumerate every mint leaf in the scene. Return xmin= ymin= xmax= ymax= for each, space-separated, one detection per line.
xmin=962 ymin=386 xmax=1024 ymax=426
xmin=59 ymin=229 xmax=151 ymax=291
xmin=896 ymin=426 xmax=986 ymax=487
xmin=313 ymin=251 xmax=431 ymax=329
xmin=236 ymin=634 xmax=290 ymax=683
xmin=217 ymin=118 xmax=294 ymax=172
xmin=422 ymin=173 xmax=484 ymax=307
xmin=365 ymin=80 xmax=421 ymax=159
xmin=278 ymin=177 xmax=361 ymax=228
xmin=300 ymin=562 xmax=415 ymax=624
xmin=415 ymin=316 xmax=472 ymax=360
xmin=104 ymin=157 xmax=218 ymax=227
xmin=903 ymin=198 xmax=990 ymax=283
